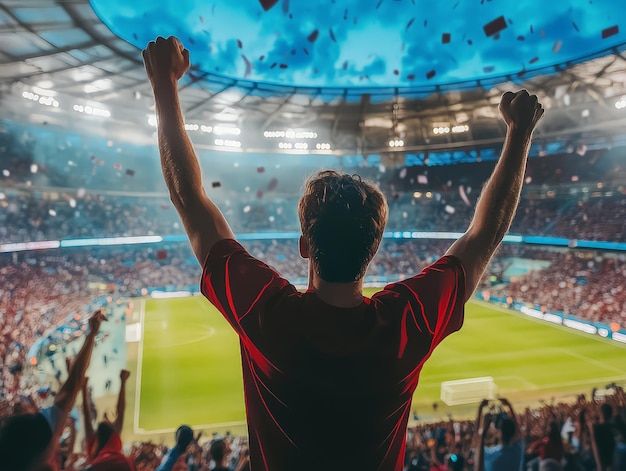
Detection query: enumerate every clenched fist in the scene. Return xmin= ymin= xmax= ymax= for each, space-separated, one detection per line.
xmin=143 ymin=36 xmax=190 ymax=89
xmin=499 ymin=90 xmax=544 ymax=134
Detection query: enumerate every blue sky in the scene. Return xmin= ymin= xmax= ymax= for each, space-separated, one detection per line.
xmin=91 ymin=0 xmax=625 ymax=88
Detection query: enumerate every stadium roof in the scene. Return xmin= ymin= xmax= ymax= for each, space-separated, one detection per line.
xmin=1 ymin=0 xmax=626 ymax=158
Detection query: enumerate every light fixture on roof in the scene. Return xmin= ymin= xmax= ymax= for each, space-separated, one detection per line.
xmin=213 ymin=125 xmax=241 ymax=136
xmin=616 ymin=98 xmax=626 ymax=110
xmin=22 ymin=91 xmax=59 ymax=108
xmin=214 ymin=138 xmax=241 ymax=148
xmin=72 ymin=103 xmax=110 ymax=118
xmin=387 ymin=101 xmax=405 ymax=148
xmin=315 ymin=143 xmax=331 ymax=150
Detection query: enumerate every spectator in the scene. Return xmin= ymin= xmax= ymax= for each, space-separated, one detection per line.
xmin=0 ymin=309 xmax=105 ymax=471
xmin=156 ymin=425 xmax=194 ymax=471
xmin=476 ymin=398 xmax=524 ymax=471
xmin=143 ymin=34 xmax=543 ymax=469
xmin=83 ymin=369 xmax=133 ymax=471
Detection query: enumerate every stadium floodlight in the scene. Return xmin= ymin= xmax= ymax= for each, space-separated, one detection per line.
xmin=213 ymin=125 xmax=241 ymax=136
xmin=441 ymin=377 xmax=497 ymax=406
xmin=315 ymin=143 xmax=331 ymax=150
xmin=452 ymin=124 xmax=470 ymax=133
xmin=388 ymin=138 xmax=404 ymax=147
xmin=616 ymin=99 xmax=626 ymax=110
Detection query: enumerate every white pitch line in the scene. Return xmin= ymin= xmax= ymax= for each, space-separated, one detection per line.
xmin=133 ymin=299 xmax=146 ymax=434
xmin=559 ymin=348 xmax=626 ymax=375
xmin=135 ymin=420 xmax=248 ymax=435
xmin=471 ymin=300 xmax=626 ymax=349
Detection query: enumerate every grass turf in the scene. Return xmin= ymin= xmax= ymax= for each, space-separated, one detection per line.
xmin=133 ymin=290 xmax=626 ymax=434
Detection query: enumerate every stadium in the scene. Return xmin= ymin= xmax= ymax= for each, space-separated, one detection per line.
xmin=0 ymin=0 xmax=625 ymax=470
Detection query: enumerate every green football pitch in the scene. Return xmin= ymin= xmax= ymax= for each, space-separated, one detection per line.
xmin=128 ymin=291 xmax=626 ymax=437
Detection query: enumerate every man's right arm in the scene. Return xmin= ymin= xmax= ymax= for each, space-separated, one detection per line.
xmin=143 ymin=37 xmax=235 ymax=265
xmin=446 ymin=90 xmax=544 ymax=302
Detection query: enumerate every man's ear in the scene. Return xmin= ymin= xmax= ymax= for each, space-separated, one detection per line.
xmin=299 ymin=236 xmax=309 ymax=259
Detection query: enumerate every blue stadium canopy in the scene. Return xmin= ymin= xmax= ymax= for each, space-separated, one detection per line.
xmin=0 ymin=0 xmax=625 ymax=157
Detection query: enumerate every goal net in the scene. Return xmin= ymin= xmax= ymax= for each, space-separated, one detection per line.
xmin=440 ymin=376 xmax=498 ymax=406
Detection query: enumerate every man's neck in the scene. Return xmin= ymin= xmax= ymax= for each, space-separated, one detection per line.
xmin=308 ymin=271 xmax=364 ymax=308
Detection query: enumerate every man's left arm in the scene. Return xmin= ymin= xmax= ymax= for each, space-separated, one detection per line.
xmin=143 ymin=36 xmax=235 ymax=265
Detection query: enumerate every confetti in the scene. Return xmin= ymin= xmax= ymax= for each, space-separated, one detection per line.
xmin=406 ymin=18 xmax=415 ymax=31
xmin=426 ymin=70 xmax=436 ymax=79
xmin=376 ymin=0 xmax=383 ymax=8
xmin=259 ymin=55 xmax=265 ymax=61
xmin=256 ymin=190 xmax=264 ymax=199
xmin=308 ymin=29 xmax=319 ymax=42
xmin=212 ymin=181 xmax=221 ymax=188
xmin=399 ymin=168 xmax=407 ymax=179
xmin=571 ymin=22 xmax=579 ymax=32
xmin=343 ymin=9 xmax=348 ymax=20
xmin=343 ymin=60 xmax=348 ymax=70
xmin=125 ymin=169 xmax=135 ymax=176
xmin=303 ymin=48 xmax=309 ymax=55
xmin=156 ymin=250 xmax=167 ymax=260
xmin=530 ymin=25 xmax=534 ymax=34
xmin=529 ymin=57 xmax=539 ymax=64
xmin=467 ymin=39 xmax=473 ymax=45
xmin=257 ymin=166 xmax=265 ymax=173
xmin=279 ymin=63 xmax=288 ymax=69
xmin=483 ymin=65 xmax=495 ymax=73
xmin=133 ymin=33 xmax=138 ymax=40
xmin=417 ymin=175 xmax=428 ymax=184
xmin=552 ymin=40 xmax=562 ymax=53
xmin=442 ymin=33 xmax=451 ymax=44
xmin=199 ymin=15 xmax=204 ymax=23
xmin=242 ymin=55 xmax=252 ymax=78
xmin=452 ymin=1 xmax=459 ymax=8
xmin=188 ymin=37 xmax=195 ymax=45
xmin=483 ymin=17 xmax=507 ymax=38
xmin=393 ymin=69 xmax=399 ymax=75
xmin=329 ymin=28 xmax=336 ymax=42
xmin=602 ymin=25 xmax=619 ymax=39
xmin=268 ymin=178 xmax=278 ymax=190
xmin=270 ymin=62 xmax=277 ymax=68
xmin=517 ymin=35 xmax=525 ymax=41
xmin=282 ymin=0 xmax=289 ymax=14
xmin=114 ymin=163 xmax=122 ymax=171
xmin=259 ymin=0 xmax=279 ymax=11
xmin=407 ymin=73 xmax=415 ymax=80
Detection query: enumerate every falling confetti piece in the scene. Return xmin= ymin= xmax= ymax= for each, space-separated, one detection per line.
xmin=257 ymin=166 xmax=265 ymax=173
xmin=279 ymin=63 xmax=288 ymax=69
xmin=483 ymin=17 xmax=507 ymax=36
xmin=259 ymin=55 xmax=265 ymax=61
xmin=376 ymin=0 xmax=383 ymax=8
xmin=282 ymin=0 xmax=289 ymax=14
xmin=242 ymin=55 xmax=252 ymax=78
xmin=237 ymin=39 xmax=243 ymax=48
xmin=199 ymin=15 xmax=204 ymax=23
xmin=529 ymin=57 xmax=539 ymax=64
xmin=342 ymin=60 xmax=349 ymax=70
xmin=133 ymin=33 xmax=138 ymax=40
xmin=125 ymin=169 xmax=135 ymax=176
xmin=188 ymin=37 xmax=195 ymax=45
xmin=483 ymin=65 xmax=495 ymax=73
xmin=517 ymin=35 xmax=525 ymax=41
xmin=426 ymin=70 xmax=436 ymax=79
xmin=329 ymin=28 xmax=336 ymax=42
xmin=424 ymin=20 xmax=428 ymax=27
xmin=268 ymin=178 xmax=278 ymax=190
xmin=114 ymin=163 xmax=122 ymax=171
xmin=343 ymin=9 xmax=348 ymax=20
xmin=467 ymin=39 xmax=473 ymax=45
xmin=257 ymin=190 xmax=264 ymax=199
xmin=212 ymin=181 xmax=221 ymax=188
xmin=452 ymin=1 xmax=459 ymax=8
xmin=530 ymin=25 xmax=534 ymax=34
xmin=308 ymin=29 xmax=319 ymax=42
xmin=406 ymin=18 xmax=415 ymax=31
xmin=303 ymin=48 xmax=309 ymax=55
xmin=270 ymin=62 xmax=277 ymax=68
xmin=393 ymin=69 xmax=399 ymax=75
xmin=602 ymin=25 xmax=619 ymax=39
xmin=259 ymin=0 xmax=279 ymax=11
xmin=572 ymin=22 xmax=579 ymax=32
xmin=552 ymin=40 xmax=562 ymax=53
xmin=407 ymin=73 xmax=415 ymax=80
xmin=442 ymin=33 xmax=451 ymax=43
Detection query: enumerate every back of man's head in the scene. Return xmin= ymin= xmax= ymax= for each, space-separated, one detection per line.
xmin=601 ymin=403 xmax=613 ymax=422
xmin=210 ymin=439 xmax=226 ymax=464
xmin=298 ymin=170 xmax=388 ymax=282
xmin=0 ymin=413 xmax=52 ymax=471
xmin=500 ymin=418 xmax=516 ymax=445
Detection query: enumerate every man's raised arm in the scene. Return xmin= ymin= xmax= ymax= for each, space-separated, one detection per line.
xmin=446 ymin=90 xmax=544 ymax=301
xmin=143 ymin=36 xmax=234 ymax=265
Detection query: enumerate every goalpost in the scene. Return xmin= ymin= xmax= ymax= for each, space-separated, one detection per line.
xmin=440 ymin=376 xmax=498 ymax=406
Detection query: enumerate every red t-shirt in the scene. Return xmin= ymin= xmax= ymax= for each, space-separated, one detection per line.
xmin=201 ymin=239 xmax=465 ymax=471
xmin=86 ymin=432 xmax=134 ymax=471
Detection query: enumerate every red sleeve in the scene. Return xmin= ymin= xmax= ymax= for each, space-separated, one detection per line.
xmin=378 ymin=255 xmax=466 ymax=351
xmin=200 ymin=239 xmax=296 ymax=340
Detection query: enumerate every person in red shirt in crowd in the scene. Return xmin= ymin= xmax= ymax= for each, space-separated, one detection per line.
xmin=82 ymin=369 xmax=134 ymax=471
xmin=143 ymin=36 xmax=544 ymax=471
